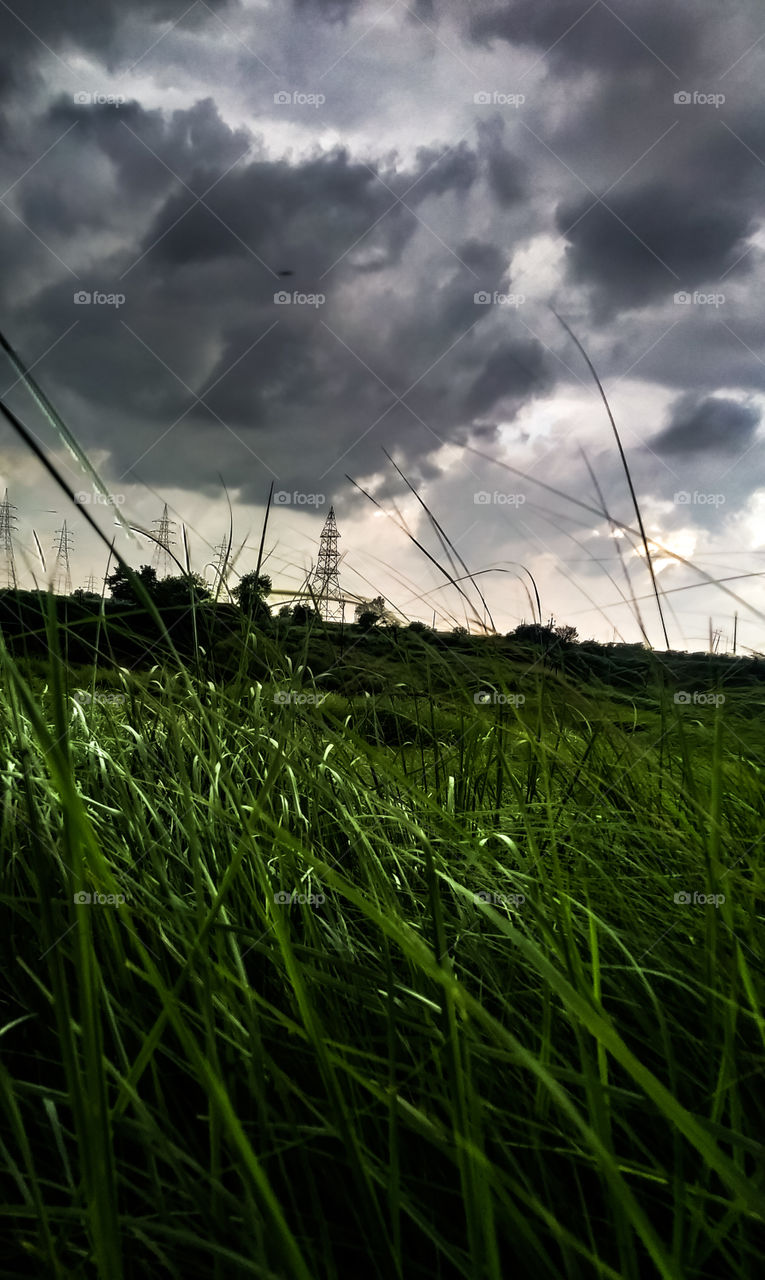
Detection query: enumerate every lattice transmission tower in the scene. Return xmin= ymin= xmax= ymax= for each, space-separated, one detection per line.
xmin=151 ymin=503 xmax=177 ymax=578
xmin=0 ymin=489 xmax=18 ymax=589
xmin=308 ymin=505 xmax=343 ymax=621
xmin=52 ymin=522 xmax=74 ymax=595
xmin=210 ymin=539 xmax=233 ymax=599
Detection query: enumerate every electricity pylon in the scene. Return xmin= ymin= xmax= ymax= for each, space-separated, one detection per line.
xmin=307 ymin=505 xmax=343 ymax=621
xmin=151 ymin=503 xmax=176 ymax=578
xmin=0 ymin=489 xmax=18 ymax=589
xmin=210 ymin=539 xmax=233 ymax=599
xmin=52 ymin=522 xmax=74 ymax=595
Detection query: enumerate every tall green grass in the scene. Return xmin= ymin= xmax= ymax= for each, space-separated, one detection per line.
xmin=2 ymin=617 xmax=764 ymax=1278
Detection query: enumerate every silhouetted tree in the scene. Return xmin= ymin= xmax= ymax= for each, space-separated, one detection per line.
xmin=154 ymin=573 xmax=211 ymax=609
xmin=106 ymin=563 xmax=159 ymax=604
xmin=354 ymin=595 xmax=385 ymax=625
xmin=232 ymin=573 xmax=271 ymax=617
xmin=407 ymin=620 xmax=434 ymax=638
xmin=510 ymin=623 xmax=556 ymax=647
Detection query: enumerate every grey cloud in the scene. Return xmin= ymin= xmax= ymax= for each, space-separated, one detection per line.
xmin=651 ymin=393 xmax=762 ymax=456
xmin=469 ymin=0 xmax=706 ymax=78
xmin=3 ymin=92 xmax=541 ymax=509
xmin=464 ymin=338 xmax=553 ymax=418
xmin=476 ymin=116 xmax=527 ymax=207
xmin=555 ymin=182 xmax=754 ymax=317
xmin=1 ymin=0 xmax=765 ymax=620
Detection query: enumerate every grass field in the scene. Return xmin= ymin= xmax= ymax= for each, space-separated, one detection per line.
xmin=2 ymin=608 xmax=764 ymax=1279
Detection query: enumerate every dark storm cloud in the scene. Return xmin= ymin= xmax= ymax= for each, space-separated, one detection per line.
xmin=0 ymin=0 xmax=230 ymax=87
xmin=555 ymin=183 xmax=754 ymax=317
xmin=1 ymin=0 xmax=764 ymax=557
xmin=476 ymin=117 xmax=527 ymax=208
xmin=45 ymin=95 xmax=255 ymax=203
xmin=120 ymin=128 xmax=478 ymax=272
xmin=468 ymin=0 xmax=706 ymax=77
xmin=2 ymin=91 xmax=545 ymax=506
xmin=292 ymin=0 xmax=360 ymax=19
xmin=293 ymin=0 xmax=434 ymax=19
xmin=408 ymin=142 xmax=479 ymax=201
xmin=463 ymin=338 xmax=553 ymax=418
xmin=652 ymin=393 xmax=762 ymax=456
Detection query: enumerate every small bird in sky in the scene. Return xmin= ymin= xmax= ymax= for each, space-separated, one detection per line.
xmin=277 ymin=269 xmax=294 ymax=276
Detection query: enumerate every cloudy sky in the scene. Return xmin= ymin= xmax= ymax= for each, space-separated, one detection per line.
xmin=1 ymin=0 xmax=765 ymax=647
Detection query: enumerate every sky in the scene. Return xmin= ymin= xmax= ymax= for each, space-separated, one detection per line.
xmin=1 ymin=0 xmax=764 ymax=648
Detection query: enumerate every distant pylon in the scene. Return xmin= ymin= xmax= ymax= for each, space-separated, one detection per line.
xmin=308 ymin=505 xmax=343 ymax=621
xmin=210 ymin=539 xmax=233 ymax=598
xmin=151 ymin=503 xmax=176 ymax=578
xmin=0 ymin=489 xmax=18 ymax=589
xmin=52 ymin=521 xmax=74 ymax=595
xmin=85 ymin=572 xmax=98 ymax=594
